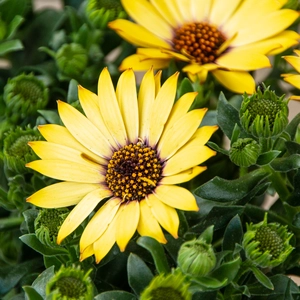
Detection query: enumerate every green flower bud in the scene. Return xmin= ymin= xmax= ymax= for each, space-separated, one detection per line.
xmin=141 ymin=269 xmax=192 ymax=300
xmin=229 ymin=138 xmax=261 ymax=167
xmin=86 ymin=0 xmax=127 ymax=29
xmin=46 ymin=265 xmax=94 ymax=300
xmin=177 ymin=239 xmax=216 ymax=277
xmin=56 ymin=43 xmax=88 ymax=78
xmin=3 ymin=74 xmax=49 ymax=124
xmin=243 ymin=213 xmax=294 ymax=268
xmin=34 ymin=208 xmax=69 ymax=247
xmin=2 ymin=127 xmax=40 ymax=174
xmin=240 ymin=84 xmax=288 ymax=138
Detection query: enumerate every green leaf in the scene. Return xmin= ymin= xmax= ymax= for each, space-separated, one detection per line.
xmin=195 ymin=168 xmax=269 ymax=202
xmin=127 ymin=253 xmax=153 ymax=296
xmin=94 ymin=291 xmax=137 ymax=300
xmin=23 ymin=209 xmax=39 ymax=234
xmin=0 ymin=39 xmax=23 ymax=55
xmin=137 ymin=236 xmax=171 ymax=274
xmin=285 ymin=112 xmax=300 ymax=140
xmin=222 ymin=215 xmax=243 ymax=252
xmin=22 ymin=286 xmax=43 ymax=300
xmin=199 ymin=225 xmax=214 ymax=244
xmin=177 ymin=77 xmax=194 ymax=98
xmin=285 ymin=141 xmax=300 ymax=155
xmin=250 ymin=266 xmax=274 ymax=290
xmin=206 ymin=141 xmax=229 ymax=156
xmin=270 ymin=154 xmax=300 ymax=171
xmin=67 ymin=79 xmax=79 ymax=103
xmin=32 ymin=266 xmax=55 ymax=299
xmin=163 ymin=234 xmax=184 ymax=262
xmin=256 ymin=150 xmax=281 ymax=165
xmin=19 ymin=233 xmax=69 ymax=256
xmin=7 ymin=15 xmax=24 ymax=38
xmin=191 ymin=276 xmax=228 ymax=289
xmin=37 ymin=110 xmax=60 ymax=124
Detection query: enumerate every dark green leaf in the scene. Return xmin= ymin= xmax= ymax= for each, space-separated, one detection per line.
xmin=286 ymin=141 xmax=300 ymax=155
xmin=37 ymin=110 xmax=60 ymax=124
xmin=192 ymin=290 xmax=218 ymax=300
xmin=222 ymin=215 xmax=243 ymax=252
xmin=0 ymin=40 xmax=23 ymax=55
xmin=199 ymin=225 xmax=214 ymax=244
xmin=137 ymin=236 xmax=171 ymax=274
xmin=207 ymin=141 xmax=229 ymax=156
xmin=285 ymin=112 xmax=300 ymax=140
xmin=163 ymin=234 xmax=184 ymax=262
xmin=94 ymin=291 xmax=137 ymax=300
xmin=256 ymin=150 xmax=281 ymax=165
xmin=127 ymin=253 xmax=153 ymax=296
xmin=270 ymin=154 xmax=300 ymax=171
xmin=22 ymin=209 xmax=39 ymax=234
xmin=250 ymin=266 xmax=273 ymax=290
xmin=67 ymin=79 xmax=79 ymax=103
xmin=22 ymin=286 xmax=43 ymax=300
xmin=32 ymin=266 xmax=55 ymax=299
xmin=177 ymin=77 xmax=194 ymax=98
xmin=195 ymin=168 xmax=269 ymax=202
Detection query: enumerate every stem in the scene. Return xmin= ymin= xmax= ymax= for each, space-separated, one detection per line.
xmin=0 ymin=216 xmax=24 ymax=231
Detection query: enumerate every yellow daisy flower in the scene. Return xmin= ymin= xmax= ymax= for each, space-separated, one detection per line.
xmin=108 ymin=0 xmax=300 ymax=94
xmin=26 ymin=68 xmax=217 ymax=263
xmin=282 ymin=49 xmax=300 ymax=100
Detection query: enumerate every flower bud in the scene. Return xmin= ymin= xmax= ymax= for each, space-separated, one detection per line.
xmin=140 ymin=269 xmax=191 ymax=300
xmin=3 ymin=74 xmax=49 ymax=124
xmin=229 ymin=138 xmax=261 ymax=167
xmin=177 ymin=239 xmax=216 ymax=277
xmin=34 ymin=208 xmax=69 ymax=247
xmin=86 ymin=0 xmax=127 ymax=29
xmin=46 ymin=265 xmax=94 ymax=300
xmin=240 ymin=83 xmax=289 ymax=138
xmin=2 ymin=127 xmax=40 ymax=174
xmin=56 ymin=43 xmax=88 ymax=78
xmin=243 ymin=213 xmax=294 ymax=268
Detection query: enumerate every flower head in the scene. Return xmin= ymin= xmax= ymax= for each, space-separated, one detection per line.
xmin=240 ymin=84 xmax=289 ymax=138
xmin=108 ymin=0 xmax=299 ymax=93
xmin=46 ymin=265 xmax=93 ymax=300
xmin=26 ymin=68 xmax=217 ymax=263
xmin=140 ymin=269 xmax=192 ymax=300
xmin=243 ymin=213 xmax=294 ymax=268
xmin=282 ymin=49 xmax=300 ymax=100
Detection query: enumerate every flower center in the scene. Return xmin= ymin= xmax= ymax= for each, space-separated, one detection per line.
xmin=150 ymin=287 xmax=185 ymax=300
xmin=172 ymin=22 xmax=226 ymax=64
xmin=52 ymin=276 xmax=87 ymax=298
xmin=105 ymin=142 xmax=162 ymax=201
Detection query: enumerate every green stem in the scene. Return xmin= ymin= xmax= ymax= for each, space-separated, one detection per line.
xmin=263 ymin=165 xmax=290 ymax=201
xmin=0 ymin=216 xmax=24 ymax=231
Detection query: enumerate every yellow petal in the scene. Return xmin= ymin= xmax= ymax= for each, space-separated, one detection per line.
xmin=158 ymin=109 xmax=207 ymax=160
xmin=148 ymin=72 xmax=179 ymax=146
xmin=192 ymin=125 xmax=219 ymax=145
xmin=57 ymin=188 xmax=112 ymax=244
xmin=116 ymin=201 xmax=140 ymax=251
xmin=26 ymin=182 xmax=100 ymax=208
xmin=154 ymin=70 xmax=162 ymax=96
xmin=137 ymin=48 xmax=173 ymax=59
xmin=290 ymin=95 xmax=300 ymax=101
xmin=212 ymin=69 xmax=255 ymax=94
xmin=80 ymin=198 xmax=121 ymax=251
xmin=121 ymin=0 xmax=173 ymax=40
xmin=138 ymin=68 xmax=155 ymax=140
xmin=146 ymin=193 xmax=179 ymax=238
xmin=80 ymin=244 xmax=94 ymax=261
xmin=119 ymin=54 xmax=170 ymax=71
xmin=78 ymin=86 xmax=118 ymax=149
xmin=283 ymin=74 xmax=300 ymax=90
xmin=38 ymin=124 xmax=105 ymax=165
xmin=161 ymin=49 xmax=191 ymax=62
xmin=192 ymin=0 xmax=213 ymax=22
xmin=154 ymin=185 xmax=199 ymax=211
xmin=116 ymin=69 xmax=139 ymax=143
xmin=98 ymin=68 xmax=127 ymax=147
xmin=92 ymin=216 xmax=118 ymax=263
xmin=283 ymin=56 xmax=300 ymax=73
xmin=28 ymin=141 xmax=101 ymax=170
xmin=26 ymin=160 xmax=105 ymax=183
xmin=216 ymin=50 xmax=271 ymax=70
xmin=160 ymin=166 xmax=207 ymax=185
xmin=183 ymin=63 xmax=219 ymax=74
xmin=58 ymin=100 xmax=113 ymax=159
xmin=163 ymin=144 xmax=216 ymax=176
xmin=137 ymin=199 xmax=167 ymax=244
xmin=108 ymin=19 xmax=171 ymax=48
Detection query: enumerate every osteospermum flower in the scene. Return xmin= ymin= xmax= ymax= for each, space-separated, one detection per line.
xmin=26 ymin=68 xmax=217 ymax=263
xmin=108 ymin=0 xmax=299 ymax=94
xmin=282 ymin=49 xmax=300 ymax=100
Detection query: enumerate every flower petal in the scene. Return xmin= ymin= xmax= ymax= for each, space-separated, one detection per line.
xmin=160 ymin=166 xmax=207 ymax=185
xmin=121 ymin=0 xmax=173 ymax=41
xmin=154 ymin=70 xmax=162 ymax=96
xmin=108 ymin=19 xmax=171 ymax=48
xmin=58 ymin=100 xmax=113 ymax=159
xmin=154 ymin=185 xmax=198 ymax=211
xmin=212 ymin=69 xmax=255 ymax=94
xmin=38 ymin=124 xmax=105 ymax=165
xmin=192 ymin=125 xmax=219 ymax=145
xmin=116 ymin=201 xmax=140 ymax=251
xmin=26 ymin=160 xmax=105 ymax=183
xmin=283 ymin=55 xmax=300 ymax=73
xmin=80 ymin=198 xmax=121 ymax=251
xmin=57 ymin=188 xmax=112 ymax=244
xmin=80 ymin=244 xmax=94 ymax=261
xmin=78 ymin=85 xmax=118 ymax=149
xmin=158 ymin=109 xmax=207 ymax=160
xmin=98 ymin=68 xmax=127 ymax=147
xmin=282 ymin=74 xmax=300 ymax=90
xmin=192 ymin=0 xmax=213 ymax=21
xmin=146 ymin=193 xmax=179 ymax=238
xmin=148 ymin=72 xmax=179 ymax=146
xmin=26 ymin=182 xmax=100 ymax=208
xmin=116 ymin=69 xmax=139 ymax=143
xmin=137 ymin=199 xmax=167 ymax=243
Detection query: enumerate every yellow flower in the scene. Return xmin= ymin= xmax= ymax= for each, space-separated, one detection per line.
xmin=26 ymin=68 xmax=217 ymax=263
xmin=108 ymin=0 xmax=299 ymax=94
xmin=282 ymin=49 xmax=300 ymax=100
